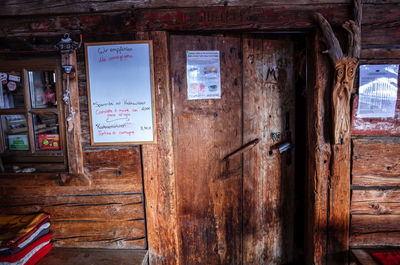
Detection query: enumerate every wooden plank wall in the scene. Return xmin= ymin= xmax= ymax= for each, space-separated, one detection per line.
xmin=350 ymin=47 xmax=400 ymax=248
xmin=0 ymin=148 xmax=146 ymax=249
xmin=0 ymin=1 xmax=399 ymax=264
xmin=0 ymin=34 xmax=147 ymax=250
xmin=350 ymin=137 xmax=400 ymax=247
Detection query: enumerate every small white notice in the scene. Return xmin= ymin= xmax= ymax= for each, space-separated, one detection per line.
xmin=186 ymin=51 xmax=221 ymax=100
xmin=357 ymin=64 xmax=399 ymax=118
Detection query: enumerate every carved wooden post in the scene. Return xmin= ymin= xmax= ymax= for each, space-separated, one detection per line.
xmin=315 ymin=0 xmax=361 ymax=264
xmin=315 ymin=0 xmax=361 ymax=145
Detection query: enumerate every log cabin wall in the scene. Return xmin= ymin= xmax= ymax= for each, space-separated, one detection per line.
xmin=350 ymin=48 xmax=400 ymax=248
xmin=0 ymin=1 xmax=399 ymax=265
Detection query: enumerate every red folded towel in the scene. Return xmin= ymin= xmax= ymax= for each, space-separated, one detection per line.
xmin=0 ymin=233 xmax=52 ymax=263
xmin=371 ymin=251 xmax=400 ymax=265
xmin=24 ymin=243 xmax=52 ymax=265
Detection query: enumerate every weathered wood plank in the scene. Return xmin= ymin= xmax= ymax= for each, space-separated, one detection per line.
xmin=350 ymin=232 xmax=400 ymax=247
xmin=0 ymin=194 xmax=144 ymax=220
xmin=2 ymin=1 xmax=400 ymax=18
xmin=351 ymin=190 xmax=400 ymax=215
xmin=0 ymin=175 xmax=143 ymax=196
xmin=352 ymin=174 xmax=400 ymax=187
xmin=328 ymin=143 xmax=351 ymax=264
xmin=350 ymin=215 xmax=400 ymax=247
xmin=83 ymin=148 xmax=143 ymax=191
xmin=305 ymin=31 xmax=331 ymax=265
xmin=243 ymin=36 xmax=296 ymax=264
xmin=140 ymin=31 xmax=179 ymax=265
xmin=36 ymin=248 xmax=148 ymax=265
xmin=351 ymin=215 xmax=400 ymax=234
xmin=171 ymin=34 xmax=242 ymax=265
xmin=0 ymin=0 xmax=359 ymax=17
xmin=352 ymin=137 xmax=400 ymax=177
xmin=361 ymin=48 xmax=400 ymax=59
xmin=61 ymin=51 xmax=85 ymax=176
xmin=52 ymin=220 xmax=146 ymax=249
xmin=242 ymin=36 xmax=264 ymax=265
xmin=1 ymin=4 xmax=400 ymax=46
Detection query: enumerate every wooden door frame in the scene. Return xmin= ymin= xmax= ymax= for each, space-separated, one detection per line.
xmin=141 ymin=30 xmax=350 ymax=265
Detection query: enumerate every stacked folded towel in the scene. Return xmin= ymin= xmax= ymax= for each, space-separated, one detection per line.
xmin=0 ymin=213 xmax=52 ymax=265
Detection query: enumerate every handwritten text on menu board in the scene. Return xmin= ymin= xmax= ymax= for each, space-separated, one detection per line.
xmin=85 ymin=41 xmax=155 ymax=144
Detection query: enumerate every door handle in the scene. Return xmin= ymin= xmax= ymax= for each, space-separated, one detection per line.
xmin=277 ymin=142 xmax=292 ymax=154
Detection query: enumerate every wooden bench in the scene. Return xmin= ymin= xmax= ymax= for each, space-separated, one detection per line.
xmin=36 ymin=248 xmax=148 ymax=265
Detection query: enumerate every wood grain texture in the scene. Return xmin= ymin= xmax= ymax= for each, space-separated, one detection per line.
xmin=140 ymin=31 xmax=180 ymax=265
xmin=0 ymin=147 xmax=146 ymax=249
xmin=350 ymin=215 xmax=400 ymax=247
xmin=328 ymin=143 xmax=351 ymax=264
xmin=305 ymin=31 xmax=331 ymax=265
xmin=243 ymin=36 xmax=295 ymax=264
xmin=170 ymin=34 xmax=242 ymax=265
xmin=0 ymin=193 xmax=144 ymax=220
xmin=0 ymin=4 xmax=400 ymax=48
xmin=61 ymin=51 xmax=85 ymax=176
xmin=52 ymin=220 xmax=145 ymax=248
xmin=361 ymin=48 xmax=400 ymax=60
xmin=0 ymin=0 xmax=375 ymax=17
xmin=352 ymin=137 xmax=400 ymax=177
xmin=352 ymin=175 xmax=400 ymax=187
xmin=242 ymin=36 xmax=264 ymax=265
xmin=83 ymin=148 xmax=143 ymax=191
xmin=0 ymin=190 xmax=146 ymax=249
xmin=351 ymin=190 xmax=400 ymax=215
xmin=36 ymin=248 xmax=148 ymax=265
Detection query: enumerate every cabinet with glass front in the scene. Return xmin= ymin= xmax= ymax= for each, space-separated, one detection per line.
xmin=0 ymin=57 xmax=67 ymax=173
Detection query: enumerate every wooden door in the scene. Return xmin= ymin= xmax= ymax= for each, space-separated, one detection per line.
xmin=170 ymin=34 xmax=296 ymax=265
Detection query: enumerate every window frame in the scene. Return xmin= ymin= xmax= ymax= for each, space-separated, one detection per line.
xmin=0 ymin=57 xmax=68 ymax=172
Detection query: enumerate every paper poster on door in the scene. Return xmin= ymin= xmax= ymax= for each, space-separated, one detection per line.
xmin=357 ymin=64 xmax=399 ymax=118
xmin=186 ymin=51 xmax=221 ymax=100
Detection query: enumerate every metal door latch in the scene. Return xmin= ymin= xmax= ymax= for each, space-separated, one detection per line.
xmin=278 ymin=142 xmax=292 ymax=154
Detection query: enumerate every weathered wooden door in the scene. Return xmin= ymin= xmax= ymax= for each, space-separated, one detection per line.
xmin=170 ymin=34 xmax=296 ymax=265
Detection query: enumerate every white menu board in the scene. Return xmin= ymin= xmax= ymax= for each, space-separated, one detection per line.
xmin=85 ymin=41 xmax=155 ymax=145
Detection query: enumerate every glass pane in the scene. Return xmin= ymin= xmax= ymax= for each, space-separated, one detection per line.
xmin=1 ymin=115 xmax=29 ymax=151
xmin=29 ymin=71 xmax=57 ymax=108
xmin=33 ymin=114 xmax=60 ymax=150
xmin=0 ymin=71 xmax=24 ymax=109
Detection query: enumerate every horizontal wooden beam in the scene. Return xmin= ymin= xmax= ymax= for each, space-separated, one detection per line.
xmin=52 ymin=219 xmax=146 ymax=248
xmin=352 ymin=137 xmax=400 ymax=177
xmin=350 ymin=215 xmax=400 ymax=247
xmin=0 ymin=193 xmax=144 ymax=220
xmin=2 ymin=0 xmax=400 ymax=17
xmin=36 ymin=248 xmax=148 ymax=265
xmin=352 ymin=174 xmax=400 ymax=187
xmin=0 ymin=4 xmax=399 ymax=46
xmin=351 ymin=190 xmax=400 ymax=215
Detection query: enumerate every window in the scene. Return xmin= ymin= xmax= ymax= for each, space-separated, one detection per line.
xmin=0 ymin=57 xmax=67 ymax=173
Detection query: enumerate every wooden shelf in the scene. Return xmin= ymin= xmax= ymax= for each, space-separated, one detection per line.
xmin=36 ymin=248 xmax=148 ymax=265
